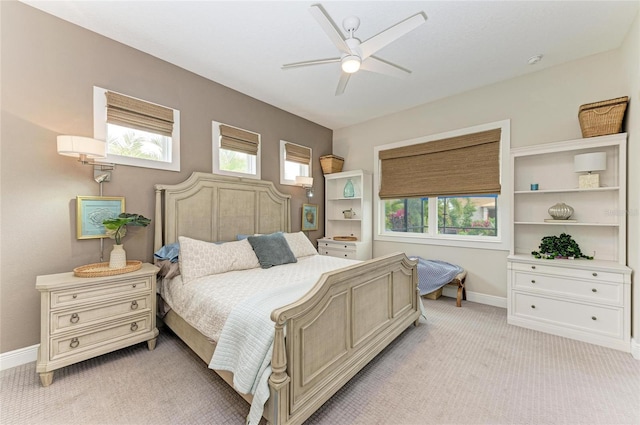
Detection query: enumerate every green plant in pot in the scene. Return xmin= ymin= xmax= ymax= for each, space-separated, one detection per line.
xmin=103 ymin=213 xmax=151 ymax=268
xmin=531 ymin=233 xmax=593 ymax=260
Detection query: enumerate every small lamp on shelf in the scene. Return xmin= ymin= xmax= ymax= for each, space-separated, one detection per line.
xmin=574 ymin=152 xmax=606 ymax=189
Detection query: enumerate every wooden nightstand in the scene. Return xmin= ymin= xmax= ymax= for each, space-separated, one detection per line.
xmin=36 ymin=263 xmax=159 ymax=386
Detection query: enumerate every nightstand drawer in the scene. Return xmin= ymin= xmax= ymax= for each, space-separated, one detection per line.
xmin=51 ymin=294 xmax=152 ymax=334
xmin=51 ymin=277 xmax=152 ymax=309
xmin=50 ymin=313 xmax=152 ymax=360
xmin=319 ymin=247 xmax=357 ymax=259
xmin=513 ymin=272 xmax=623 ymax=305
xmin=511 ymin=262 xmax=623 ymax=283
xmin=513 ymin=293 xmax=623 ymax=338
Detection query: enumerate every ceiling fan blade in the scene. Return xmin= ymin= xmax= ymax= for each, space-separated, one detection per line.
xmin=309 ymin=4 xmax=351 ymax=55
xmin=282 ymin=58 xmax=341 ymax=69
xmin=360 ymin=56 xmax=411 ymax=78
xmin=359 ymin=12 xmax=427 ymax=59
xmin=335 ymin=72 xmax=351 ymax=96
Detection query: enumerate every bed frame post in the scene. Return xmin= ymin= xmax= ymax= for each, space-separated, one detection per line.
xmin=154 ymin=187 xmax=163 ymax=252
xmin=269 ymin=319 xmax=290 ymax=425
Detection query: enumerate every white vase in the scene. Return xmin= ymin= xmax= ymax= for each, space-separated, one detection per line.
xmin=109 ymin=244 xmax=127 ymax=269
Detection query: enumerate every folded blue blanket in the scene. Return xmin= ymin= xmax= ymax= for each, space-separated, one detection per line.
xmin=410 ymin=257 xmax=464 ymax=295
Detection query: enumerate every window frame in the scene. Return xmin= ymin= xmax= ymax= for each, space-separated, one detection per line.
xmin=212 ymin=121 xmax=261 ymax=180
xmin=280 ymin=140 xmax=312 ymax=186
xmin=93 ymin=86 xmax=181 ymax=172
xmin=374 ymin=120 xmax=511 ymax=251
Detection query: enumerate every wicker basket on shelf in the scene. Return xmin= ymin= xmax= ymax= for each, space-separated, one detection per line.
xmin=578 ymin=96 xmax=628 ymax=138
xmin=320 ymin=154 xmax=344 ymax=174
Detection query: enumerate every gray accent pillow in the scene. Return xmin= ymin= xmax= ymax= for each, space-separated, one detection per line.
xmin=247 ymin=232 xmax=297 ymax=269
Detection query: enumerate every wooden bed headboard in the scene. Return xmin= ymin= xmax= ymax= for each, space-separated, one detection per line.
xmin=154 ymin=172 xmax=291 ymax=251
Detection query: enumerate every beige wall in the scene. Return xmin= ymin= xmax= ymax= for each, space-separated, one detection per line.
xmin=0 ymin=1 xmax=332 ymax=353
xmin=334 ymin=13 xmax=639 ymax=318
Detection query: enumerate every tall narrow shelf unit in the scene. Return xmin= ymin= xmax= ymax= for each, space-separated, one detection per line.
xmin=508 ymin=133 xmax=631 ymax=352
xmin=317 ymin=170 xmax=372 ymax=260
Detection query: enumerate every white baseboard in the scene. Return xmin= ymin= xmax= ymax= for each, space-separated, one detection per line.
xmin=0 ymin=344 xmax=38 ymax=371
xmin=631 ymin=338 xmax=640 ymax=360
xmin=441 ymin=286 xmax=507 ymax=309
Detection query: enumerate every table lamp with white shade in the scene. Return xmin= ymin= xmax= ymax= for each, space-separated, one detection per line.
xmin=574 ymin=152 xmax=606 ymax=189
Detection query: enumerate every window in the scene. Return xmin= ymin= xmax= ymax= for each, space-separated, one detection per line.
xmin=375 ymin=120 xmax=510 ymax=250
xmin=93 ymin=87 xmax=180 ymax=171
xmin=212 ymin=121 xmax=261 ymax=179
xmin=280 ymin=140 xmax=312 ymax=185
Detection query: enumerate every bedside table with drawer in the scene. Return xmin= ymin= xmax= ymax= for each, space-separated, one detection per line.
xmin=36 ymin=263 xmax=159 ymax=386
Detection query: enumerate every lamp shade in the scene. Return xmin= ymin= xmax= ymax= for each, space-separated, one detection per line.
xmin=574 ymin=152 xmax=606 ymax=173
xmin=57 ymin=135 xmax=106 ymax=159
xmin=295 ymin=176 xmax=313 ymax=187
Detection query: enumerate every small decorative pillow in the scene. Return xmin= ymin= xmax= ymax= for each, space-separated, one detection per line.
xmin=178 ymin=236 xmax=235 ymax=283
xmin=283 ymin=232 xmax=318 ymax=258
xmin=247 ymin=232 xmax=297 ymax=269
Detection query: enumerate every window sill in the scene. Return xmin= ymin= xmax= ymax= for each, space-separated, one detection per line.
xmin=375 ymin=233 xmax=509 ymax=251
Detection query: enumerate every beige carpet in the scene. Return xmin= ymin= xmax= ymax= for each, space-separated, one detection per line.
xmin=2 ymin=298 xmax=639 ymax=425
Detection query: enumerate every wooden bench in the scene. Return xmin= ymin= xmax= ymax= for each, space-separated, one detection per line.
xmin=423 ymin=270 xmax=467 ymax=307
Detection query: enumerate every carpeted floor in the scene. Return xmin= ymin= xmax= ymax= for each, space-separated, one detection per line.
xmin=2 ymin=297 xmax=639 ymax=424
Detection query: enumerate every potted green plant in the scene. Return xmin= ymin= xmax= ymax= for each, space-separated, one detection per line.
xmin=531 ymin=233 xmax=593 ymax=260
xmin=103 ymin=213 xmax=151 ymax=268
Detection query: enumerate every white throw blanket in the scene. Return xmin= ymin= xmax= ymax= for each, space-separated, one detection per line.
xmin=209 ymin=278 xmax=318 ymax=425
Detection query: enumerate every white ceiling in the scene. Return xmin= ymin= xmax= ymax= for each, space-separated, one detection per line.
xmin=22 ymin=1 xmax=639 ymax=130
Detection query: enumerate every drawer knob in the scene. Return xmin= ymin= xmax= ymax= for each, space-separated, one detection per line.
xmin=592 ymin=316 xmax=597 ymax=321
xmin=592 ymin=288 xmax=597 ymax=293
xmin=531 ymin=305 xmax=536 ymax=309
xmin=131 ymin=300 xmax=138 ymax=310
xmin=531 ymin=280 xmax=536 ymax=284
xmin=70 ymin=313 xmax=80 ymax=324
xmin=132 ymin=284 xmax=137 ymax=288
xmin=130 ymin=322 xmax=138 ymax=332
xmin=592 ymin=272 xmax=598 ymax=277
xmin=344 ymin=254 xmax=348 ymax=257
xmin=344 ymin=245 xmax=348 ymax=249
xmin=72 ymin=294 xmax=77 ymax=299
xmin=69 ymin=337 xmax=79 ymax=349
xmin=531 ymin=266 xmax=536 ymax=270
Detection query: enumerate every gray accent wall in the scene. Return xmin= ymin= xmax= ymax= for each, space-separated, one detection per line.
xmin=0 ymin=1 xmax=332 ymax=353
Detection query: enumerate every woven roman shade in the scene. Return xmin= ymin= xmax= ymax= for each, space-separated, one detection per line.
xmin=379 ymin=129 xmax=501 ymax=199
xmin=284 ymin=142 xmax=311 ymax=164
xmin=219 ymin=124 xmax=259 ymax=156
xmin=105 ymin=91 xmax=174 ymax=137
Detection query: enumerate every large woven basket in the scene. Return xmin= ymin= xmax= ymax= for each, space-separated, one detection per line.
xmin=578 ymin=96 xmax=628 ymax=138
xmin=320 ymin=154 xmax=344 ymax=174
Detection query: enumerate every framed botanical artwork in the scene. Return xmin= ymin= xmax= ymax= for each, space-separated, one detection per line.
xmin=301 ymin=203 xmax=318 ymax=231
xmin=77 ymin=196 xmax=125 ymax=239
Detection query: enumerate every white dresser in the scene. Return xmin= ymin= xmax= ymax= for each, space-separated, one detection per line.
xmin=36 ymin=263 xmax=159 ymax=386
xmin=508 ymin=256 xmax=631 ymax=351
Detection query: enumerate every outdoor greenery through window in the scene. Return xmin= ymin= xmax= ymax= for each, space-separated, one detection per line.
xmin=219 ymin=148 xmax=257 ymax=174
xmin=107 ymin=124 xmax=171 ymax=162
xmin=385 ymin=195 xmax=497 ymax=237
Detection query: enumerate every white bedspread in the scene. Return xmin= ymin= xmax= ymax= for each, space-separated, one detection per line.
xmin=160 ymin=254 xmax=360 ymax=342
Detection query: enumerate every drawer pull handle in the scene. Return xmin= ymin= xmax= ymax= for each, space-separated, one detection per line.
xmin=592 ymin=288 xmax=597 ymax=293
xmin=592 ymin=316 xmax=597 ymax=321
xmin=531 ymin=305 xmax=536 ymax=309
xmin=344 ymin=245 xmax=348 ymax=249
xmin=72 ymin=294 xmax=77 ymax=299
xmin=344 ymin=254 xmax=348 ymax=257
xmin=130 ymin=322 xmax=138 ymax=332
xmin=70 ymin=313 xmax=80 ymax=324
xmin=131 ymin=300 xmax=138 ymax=310
xmin=69 ymin=338 xmax=79 ymax=349
xmin=531 ymin=280 xmax=536 ymax=284
xmin=531 ymin=266 xmax=536 ymax=270
xmin=592 ymin=272 xmax=598 ymax=277
xmin=132 ymin=284 xmax=137 ymax=288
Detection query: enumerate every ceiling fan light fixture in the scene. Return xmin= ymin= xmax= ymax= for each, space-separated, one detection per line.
xmin=341 ymin=55 xmax=361 ymax=73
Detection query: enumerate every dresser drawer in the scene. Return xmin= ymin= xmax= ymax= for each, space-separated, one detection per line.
xmin=510 ymin=262 xmax=623 ymax=283
xmin=50 ymin=277 xmax=152 ymax=309
xmin=319 ymin=247 xmax=357 ymax=259
xmin=49 ymin=313 xmax=152 ymax=361
xmin=51 ymin=294 xmax=152 ymax=334
xmin=512 ymin=293 xmax=623 ymax=338
xmin=318 ymin=240 xmax=356 ymax=250
xmin=513 ymin=272 xmax=623 ymax=305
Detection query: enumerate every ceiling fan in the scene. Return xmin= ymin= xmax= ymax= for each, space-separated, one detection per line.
xmin=282 ymin=4 xmax=427 ymax=95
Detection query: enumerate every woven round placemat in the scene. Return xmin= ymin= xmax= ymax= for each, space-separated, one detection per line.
xmin=74 ymin=260 xmax=142 ymax=278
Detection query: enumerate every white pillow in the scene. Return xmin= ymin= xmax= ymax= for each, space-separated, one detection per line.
xmin=178 ymin=237 xmax=259 ymax=283
xmin=283 ymin=232 xmax=318 ymax=258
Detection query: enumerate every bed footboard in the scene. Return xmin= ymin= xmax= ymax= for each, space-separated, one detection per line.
xmin=268 ymin=252 xmax=419 ymax=425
